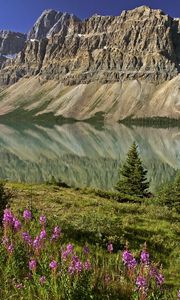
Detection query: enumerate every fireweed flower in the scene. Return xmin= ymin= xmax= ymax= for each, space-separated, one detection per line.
xmin=156 ymin=273 xmax=164 ymax=286
xmin=107 ymin=243 xmax=113 ymax=253
xmin=33 ymin=236 xmax=41 ymax=250
xmin=75 ymin=260 xmax=83 ymax=273
xmin=66 ymin=243 xmax=74 ymax=254
xmin=40 ymin=215 xmax=46 ymax=226
xmin=29 ymin=259 xmax=37 ymax=272
xmin=51 ymin=226 xmax=61 ymax=241
xmin=39 ymin=276 xmax=46 ymax=285
xmin=13 ymin=218 xmax=21 ymax=232
xmin=15 ymin=283 xmax=24 ymax=289
xmin=140 ymin=250 xmax=150 ymax=265
xmin=83 ymin=245 xmax=89 ymax=255
xmin=40 ymin=229 xmax=47 ymax=240
xmin=84 ymin=260 xmax=91 ymax=271
xmin=61 ymin=244 xmax=74 ymax=260
xmin=49 ymin=260 xmax=58 ymax=271
xmin=136 ymin=275 xmax=147 ymax=289
xmin=3 ymin=209 xmax=14 ymax=226
xmin=150 ymin=266 xmax=158 ymax=278
xmin=61 ymin=250 xmax=69 ymax=261
xmin=122 ymin=250 xmax=137 ymax=269
xmin=22 ymin=232 xmax=32 ymax=245
xmin=23 ymin=209 xmax=32 ymax=221
xmin=68 ymin=265 xmax=75 ymax=275
xmin=149 ymin=266 xmax=164 ymax=286
xmin=178 ymin=290 xmax=180 ymax=300
xmin=68 ymin=256 xmax=84 ymax=275
xmin=7 ymin=244 xmax=14 ymax=254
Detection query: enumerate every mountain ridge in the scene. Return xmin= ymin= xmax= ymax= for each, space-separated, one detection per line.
xmin=0 ymin=6 xmax=180 ymax=122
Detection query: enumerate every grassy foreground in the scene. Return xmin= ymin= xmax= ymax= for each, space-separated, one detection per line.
xmin=1 ymin=182 xmax=179 ymax=299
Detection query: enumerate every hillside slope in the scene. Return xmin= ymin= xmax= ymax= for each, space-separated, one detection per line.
xmin=0 ymin=76 xmax=179 ymax=121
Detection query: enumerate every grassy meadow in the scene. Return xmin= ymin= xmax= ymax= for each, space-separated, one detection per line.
xmin=0 ymin=182 xmax=178 ymax=299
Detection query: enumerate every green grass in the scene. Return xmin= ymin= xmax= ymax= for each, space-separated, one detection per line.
xmin=7 ymin=182 xmax=180 ymax=290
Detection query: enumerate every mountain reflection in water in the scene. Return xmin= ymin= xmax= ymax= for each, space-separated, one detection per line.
xmin=0 ymin=122 xmax=179 ymax=191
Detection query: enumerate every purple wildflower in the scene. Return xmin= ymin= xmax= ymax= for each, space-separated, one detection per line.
xmin=150 ymin=266 xmax=158 ymax=278
xmin=107 ymin=243 xmax=113 ymax=253
xmin=29 ymin=259 xmax=37 ymax=271
xmin=178 ymin=290 xmax=180 ymax=300
xmin=40 ymin=229 xmax=46 ymax=240
xmin=22 ymin=232 xmax=32 ymax=245
xmin=54 ymin=226 xmax=61 ymax=235
xmin=40 ymin=215 xmax=46 ymax=226
xmin=83 ymin=245 xmax=90 ymax=255
xmin=122 ymin=250 xmax=137 ymax=269
xmin=156 ymin=273 xmax=164 ymax=286
xmin=49 ymin=260 xmax=58 ymax=270
xmin=84 ymin=260 xmax=91 ymax=271
xmin=39 ymin=276 xmax=46 ymax=285
xmin=13 ymin=218 xmax=21 ymax=232
xmin=23 ymin=209 xmax=32 ymax=221
xmin=33 ymin=236 xmax=41 ymax=250
xmin=136 ymin=275 xmax=147 ymax=289
xmin=15 ymin=283 xmax=24 ymax=289
xmin=7 ymin=244 xmax=14 ymax=254
xmin=3 ymin=209 xmax=14 ymax=226
xmin=66 ymin=243 xmax=74 ymax=254
xmin=75 ymin=260 xmax=83 ymax=273
xmin=61 ymin=250 xmax=69 ymax=261
xmin=51 ymin=226 xmax=61 ymax=241
xmin=140 ymin=250 xmax=149 ymax=265
xmin=68 ymin=265 xmax=75 ymax=275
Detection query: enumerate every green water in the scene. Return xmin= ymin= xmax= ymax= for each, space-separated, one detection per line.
xmin=0 ymin=122 xmax=179 ymax=191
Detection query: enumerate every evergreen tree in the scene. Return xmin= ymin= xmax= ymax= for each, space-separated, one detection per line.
xmin=115 ymin=142 xmax=149 ymax=197
xmin=158 ymin=171 xmax=180 ymax=212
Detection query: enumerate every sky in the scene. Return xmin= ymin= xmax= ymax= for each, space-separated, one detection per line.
xmin=0 ymin=0 xmax=180 ymax=33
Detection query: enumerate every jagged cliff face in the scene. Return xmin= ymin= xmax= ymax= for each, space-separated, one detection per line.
xmin=0 ymin=31 xmax=26 ymax=68
xmin=1 ymin=5 xmax=180 ymax=86
xmin=0 ymin=6 xmax=180 ymax=120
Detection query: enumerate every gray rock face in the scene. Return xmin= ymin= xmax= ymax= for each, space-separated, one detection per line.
xmin=0 ymin=30 xmax=26 ymax=68
xmin=0 ymin=30 xmax=26 ymax=55
xmin=1 ymin=6 xmax=180 ymax=86
xmin=28 ymin=9 xmax=80 ymax=40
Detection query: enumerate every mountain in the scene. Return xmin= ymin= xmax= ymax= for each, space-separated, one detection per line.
xmin=0 ymin=30 xmax=26 ymax=67
xmin=0 ymin=6 xmax=180 ymax=121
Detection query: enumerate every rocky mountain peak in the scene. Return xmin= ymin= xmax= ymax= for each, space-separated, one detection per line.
xmin=27 ymin=9 xmax=80 ymax=40
xmin=0 ymin=30 xmax=26 ymax=55
xmin=1 ymin=6 xmax=180 ymax=86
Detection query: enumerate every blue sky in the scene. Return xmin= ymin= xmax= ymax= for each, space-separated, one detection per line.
xmin=0 ymin=0 xmax=180 ymax=33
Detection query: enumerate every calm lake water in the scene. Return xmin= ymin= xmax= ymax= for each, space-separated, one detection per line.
xmin=0 ymin=122 xmax=179 ymax=191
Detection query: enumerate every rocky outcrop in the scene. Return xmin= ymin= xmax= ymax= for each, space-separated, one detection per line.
xmin=1 ymin=6 xmax=180 ymax=86
xmin=0 ymin=30 xmax=26 ymax=55
xmin=0 ymin=30 xmax=26 ymax=67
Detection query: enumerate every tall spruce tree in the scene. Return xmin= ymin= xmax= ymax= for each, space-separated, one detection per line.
xmin=115 ymin=142 xmax=149 ymax=197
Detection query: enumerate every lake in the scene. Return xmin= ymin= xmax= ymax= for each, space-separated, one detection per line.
xmin=0 ymin=122 xmax=179 ymax=191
